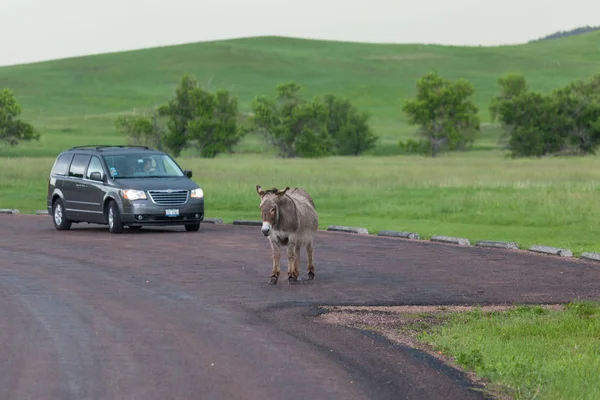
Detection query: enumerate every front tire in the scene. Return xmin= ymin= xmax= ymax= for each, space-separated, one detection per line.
xmin=107 ymin=200 xmax=124 ymax=234
xmin=184 ymin=223 xmax=200 ymax=232
xmin=52 ymin=198 xmax=72 ymax=231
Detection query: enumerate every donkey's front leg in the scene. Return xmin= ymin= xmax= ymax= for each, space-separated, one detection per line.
xmin=269 ymin=239 xmax=281 ymax=285
xmin=287 ymin=243 xmax=300 ymax=284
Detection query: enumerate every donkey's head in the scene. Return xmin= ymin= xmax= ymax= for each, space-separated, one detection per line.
xmin=256 ymin=185 xmax=289 ymax=236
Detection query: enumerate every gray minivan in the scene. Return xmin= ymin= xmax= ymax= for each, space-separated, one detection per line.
xmin=47 ymin=145 xmax=205 ymax=233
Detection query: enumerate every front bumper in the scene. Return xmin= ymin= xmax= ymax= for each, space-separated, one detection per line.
xmin=120 ymin=199 xmax=204 ymax=226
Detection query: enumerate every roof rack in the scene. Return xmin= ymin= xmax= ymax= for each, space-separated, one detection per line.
xmin=68 ymin=145 xmax=152 ymax=151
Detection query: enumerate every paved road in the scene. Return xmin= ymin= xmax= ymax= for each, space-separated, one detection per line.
xmin=2 ymin=215 xmax=600 ymax=400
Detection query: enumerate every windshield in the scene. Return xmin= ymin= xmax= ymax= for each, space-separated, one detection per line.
xmin=102 ymin=153 xmax=185 ymax=179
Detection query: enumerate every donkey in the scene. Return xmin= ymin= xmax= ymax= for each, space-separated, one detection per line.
xmin=256 ymin=185 xmax=318 ymax=285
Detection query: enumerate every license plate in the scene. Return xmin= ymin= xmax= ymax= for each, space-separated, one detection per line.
xmin=165 ymin=209 xmax=179 ymax=217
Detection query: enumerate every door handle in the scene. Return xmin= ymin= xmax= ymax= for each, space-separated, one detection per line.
xmin=76 ymin=183 xmax=88 ymax=188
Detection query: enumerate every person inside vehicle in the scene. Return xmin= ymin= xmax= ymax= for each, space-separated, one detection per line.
xmin=143 ymin=157 xmax=156 ymax=173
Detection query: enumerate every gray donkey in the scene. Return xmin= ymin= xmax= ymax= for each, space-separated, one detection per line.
xmin=256 ymin=185 xmax=318 ymax=284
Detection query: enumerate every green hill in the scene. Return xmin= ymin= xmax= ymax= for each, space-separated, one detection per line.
xmin=1 ymin=32 xmax=600 ymax=157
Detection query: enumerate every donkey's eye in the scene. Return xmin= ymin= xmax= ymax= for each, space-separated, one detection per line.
xmin=271 ymin=207 xmax=276 ymax=213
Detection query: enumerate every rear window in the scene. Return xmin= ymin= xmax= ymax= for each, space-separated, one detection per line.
xmin=68 ymin=154 xmax=91 ymax=178
xmin=51 ymin=153 xmax=73 ymax=176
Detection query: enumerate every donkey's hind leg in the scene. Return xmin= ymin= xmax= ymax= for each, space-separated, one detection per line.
xmin=306 ymin=239 xmax=315 ymax=280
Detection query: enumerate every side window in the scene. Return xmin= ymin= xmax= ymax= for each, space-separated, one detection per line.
xmin=68 ymin=154 xmax=91 ymax=179
xmin=103 ymin=155 xmax=122 ymax=177
xmin=51 ymin=153 xmax=73 ymax=176
xmin=85 ymin=156 xmax=104 ymax=179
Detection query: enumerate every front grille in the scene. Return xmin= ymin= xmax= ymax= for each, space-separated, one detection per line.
xmin=147 ymin=189 xmax=189 ymax=205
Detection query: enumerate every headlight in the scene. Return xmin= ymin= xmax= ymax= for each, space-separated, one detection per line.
xmin=122 ymin=189 xmax=147 ymax=200
xmin=191 ymin=188 xmax=204 ymax=199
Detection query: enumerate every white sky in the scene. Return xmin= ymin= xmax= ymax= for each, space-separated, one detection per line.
xmin=1 ymin=0 xmax=598 ymax=67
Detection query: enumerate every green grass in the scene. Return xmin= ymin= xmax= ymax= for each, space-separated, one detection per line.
xmin=4 ymin=150 xmax=600 ymax=256
xmin=1 ymin=32 xmax=600 ymax=157
xmin=2 ymin=32 xmax=600 ymax=253
xmin=416 ymin=301 xmax=600 ymax=400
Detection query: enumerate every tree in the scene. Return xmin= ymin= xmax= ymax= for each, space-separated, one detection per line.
xmin=401 ymin=72 xmax=480 ymax=157
xmin=551 ymin=74 xmax=600 ymax=154
xmin=157 ymin=74 xmax=203 ymax=156
xmin=499 ymin=92 xmax=565 ymax=158
xmin=529 ymin=25 xmax=600 ymax=42
xmin=0 ymin=89 xmax=39 ymax=146
xmin=251 ymin=82 xmax=331 ymax=158
xmin=489 ymin=73 xmax=528 ymax=120
xmin=492 ymin=73 xmax=600 ymax=158
xmin=186 ymin=89 xmax=246 ymax=158
xmin=114 ymin=107 xmax=165 ymax=150
xmin=250 ymin=82 xmax=377 ymax=158
xmin=489 ymin=73 xmax=529 ymax=145
xmin=323 ymin=94 xmax=378 ymax=155
xmin=141 ymin=74 xmax=247 ymax=158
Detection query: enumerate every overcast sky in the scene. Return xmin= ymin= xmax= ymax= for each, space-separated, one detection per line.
xmin=1 ymin=0 xmax=598 ymax=67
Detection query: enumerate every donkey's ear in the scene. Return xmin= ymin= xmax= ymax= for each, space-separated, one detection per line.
xmin=256 ymin=185 xmax=266 ymax=197
xmin=276 ymin=186 xmax=290 ymax=196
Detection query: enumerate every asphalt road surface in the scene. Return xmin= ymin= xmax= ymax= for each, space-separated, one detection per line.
xmin=2 ymin=214 xmax=600 ymax=400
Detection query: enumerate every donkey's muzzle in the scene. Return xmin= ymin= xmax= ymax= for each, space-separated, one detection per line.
xmin=261 ymin=222 xmax=271 ymax=236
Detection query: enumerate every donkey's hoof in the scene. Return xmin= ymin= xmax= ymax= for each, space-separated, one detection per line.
xmin=307 ymin=272 xmax=315 ymax=280
xmin=288 ymin=276 xmax=300 ymax=285
xmin=268 ymin=275 xmax=278 ymax=285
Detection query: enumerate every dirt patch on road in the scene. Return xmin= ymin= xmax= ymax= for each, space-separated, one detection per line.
xmin=316 ymin=304 xmax=565 ymax=400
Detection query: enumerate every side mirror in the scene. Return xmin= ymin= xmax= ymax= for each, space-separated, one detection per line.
xmin=90 ymin=171 xmax=104 ymax=182
xmin=184 ymin=170 xmax=193 ymax=178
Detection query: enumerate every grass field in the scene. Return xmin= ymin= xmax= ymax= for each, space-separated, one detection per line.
xmin=324 ymin=301 xmax=600 ymax=400
xmin=3 ymin=149 xmax=600 ymax=255
xmin=1 ymin=32 xmax=600 ymax=157
xmin=418 ymin=302 xmax=600 ymax=400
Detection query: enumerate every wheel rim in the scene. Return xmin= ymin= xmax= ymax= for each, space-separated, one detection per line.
xmin=108 ymin=207 xmax=114 ymax=228
xmin=54 ymin=204 xmax=63 ymax=226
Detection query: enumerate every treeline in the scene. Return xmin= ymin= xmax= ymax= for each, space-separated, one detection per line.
xmin=115 ymin=75 xmax=378 ymax=158
xmin=3 ymin=70 xmax=599 ymax=161
xmin=529 ymin=25 xmax=600 ymax=42
xmin=398 ymin=71 xmax=600 ymax=158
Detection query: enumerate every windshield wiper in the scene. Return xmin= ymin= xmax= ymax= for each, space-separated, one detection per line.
xmin=113 ymin=175 xmax=181 ymax=179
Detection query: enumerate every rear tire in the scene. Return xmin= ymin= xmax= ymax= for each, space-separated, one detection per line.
xmin=184 ymin=223 xmax=200 ymax=232
xmin=52 ymin=198 xmax=72 ymax=231
xmin=107 ymin=200 xmax=124 ymax=234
